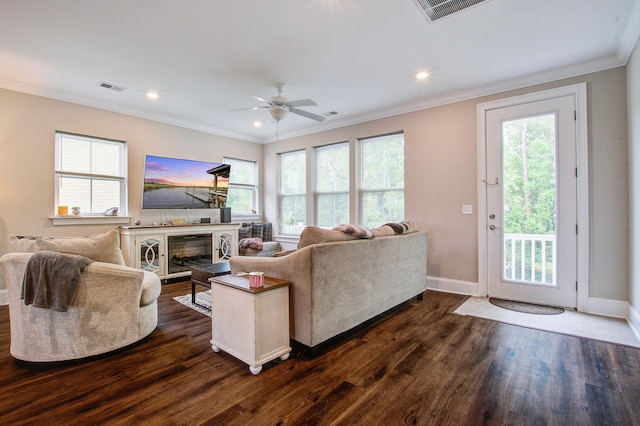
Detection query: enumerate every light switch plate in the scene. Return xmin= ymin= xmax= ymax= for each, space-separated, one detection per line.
xmin=462 ymin=205 xmax=473 ymax=215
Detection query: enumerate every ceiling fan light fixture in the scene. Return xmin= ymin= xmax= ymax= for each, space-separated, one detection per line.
xmin=269 ymin=107 xmax=289 ymax=122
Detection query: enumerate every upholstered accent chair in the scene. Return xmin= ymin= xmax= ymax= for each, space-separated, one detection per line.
xmin=0 ymin=230 xmax=161 ymax=362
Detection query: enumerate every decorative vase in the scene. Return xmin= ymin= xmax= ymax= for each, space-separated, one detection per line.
xmin=72 ymin=207 xmax=81 ymax=215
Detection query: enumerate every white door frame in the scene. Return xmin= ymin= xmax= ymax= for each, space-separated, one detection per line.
xmin=477 ymin=83 xmax=589 ymax=312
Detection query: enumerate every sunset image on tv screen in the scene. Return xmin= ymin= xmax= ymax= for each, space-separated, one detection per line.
xmin=142 ymin=155 xmax=230 ymax=209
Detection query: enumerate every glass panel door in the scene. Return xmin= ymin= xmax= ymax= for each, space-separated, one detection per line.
xmin=486 ymin=95 xmax=577 ymax=308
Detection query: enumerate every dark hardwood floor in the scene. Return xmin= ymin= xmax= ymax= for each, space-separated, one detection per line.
xmin=0 ymin=281 xmax=638 ymax=425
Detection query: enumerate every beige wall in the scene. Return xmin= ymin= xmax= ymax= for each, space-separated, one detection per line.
xmin=629 ymin=38 xmax=640 ymax=316
xmin=0 ymin=88 xmax=262 ymax=256
xmin=264 ymin=67 xmax=629 ymax=302
xmin=0 ymin=66 xmax=630 ymax=304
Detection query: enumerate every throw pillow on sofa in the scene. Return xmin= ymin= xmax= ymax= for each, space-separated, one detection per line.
xmin=241 ymin=222 xmax=274 ymax=242
xmin=35 ymin=229 xmax=126 ymax=265
xmin=9 ymin=235 xmax=39 ymax=252
xmin=239 ymin=237 xmax=264 ymax=254
xmin=238 ymin=225 xmax=253 ymax=239
xmin=297 ymin=226 xmax=359 ymax=249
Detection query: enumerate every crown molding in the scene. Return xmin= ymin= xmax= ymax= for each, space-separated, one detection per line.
xmin=0 ymin=78 xmax=262 ymax=144
xmin=268 ymin=54 xmax=626 ymax=143
xmin=0 ymin=49 xmax=631 ymax=146
xmin=617 ymin=0 xmax=640 ymax=63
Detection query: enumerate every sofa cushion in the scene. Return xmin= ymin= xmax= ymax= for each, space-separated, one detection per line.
xmin=35 ymin=229 xmax=126 ymax=265
xmin=298 ymin=226 xmax=359 ymax=249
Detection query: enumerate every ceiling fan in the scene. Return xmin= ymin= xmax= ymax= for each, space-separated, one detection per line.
xmin=236 ymin=83 xmax=326 ymax=123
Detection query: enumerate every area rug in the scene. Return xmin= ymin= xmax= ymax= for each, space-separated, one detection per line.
xmin=453 ymin=297 xmax=640 ymax=348
xmin=173 ymin=290 xmax=211 ymax=317
xmin=489 ymin=298 xmax=564 ymax=315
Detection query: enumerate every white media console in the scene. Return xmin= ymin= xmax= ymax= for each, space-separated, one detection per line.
xmin=119 ymin=223 xmax=240 ymax=280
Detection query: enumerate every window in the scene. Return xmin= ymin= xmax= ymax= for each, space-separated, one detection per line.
xmin=55 ymin=131 xmax=127 ymax=216
xmin=279 ymin=150 xmax=306 ymax=234
xmin=223 ymin=157 xmax=257 ymax=214
xmin=359 ymin=133 xmax=405 ymax=228
xmin=315 ymin=142 xmax=349 ymax=228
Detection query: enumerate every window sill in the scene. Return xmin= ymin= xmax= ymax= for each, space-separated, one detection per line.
xmin=275 ymin=234 xmax=301 ymax=244
xmin=232 ymin=214 xmax=262 ymax=223
xmin=50 ymin=216 xmax=131 ymax=226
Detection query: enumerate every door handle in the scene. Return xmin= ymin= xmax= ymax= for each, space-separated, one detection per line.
xmin=489 ymin=225 xmax=497 ymax=230
xmin=482 ymin=177 xmax=500 ymax=185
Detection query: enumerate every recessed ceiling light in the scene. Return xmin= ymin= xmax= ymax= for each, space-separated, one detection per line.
xmin=253 ymin=121 xmax=262 ymax=128
xmin=146 ymin=91 xmax=159 ymax=99
xmin=416 ymin=71 xmax=429 ymax=80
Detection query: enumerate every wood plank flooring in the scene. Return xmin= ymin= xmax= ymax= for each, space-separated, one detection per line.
xmin=0 ymin=281 xmax=638 ymax=425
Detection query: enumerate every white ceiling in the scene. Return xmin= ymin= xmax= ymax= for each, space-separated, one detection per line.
xmin=1 ymin=0 xmax=639 ymax=143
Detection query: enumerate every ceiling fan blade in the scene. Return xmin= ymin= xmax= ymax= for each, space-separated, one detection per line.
xmin=252 ymin=96 xmax=270 ymax=104
xmin=289 ymin=107 xmax=326 ymax=122
xmin=230 ymin=105 xmax=269 ymax=112
xmin=285 ymin=98 xmax=317 ymax=107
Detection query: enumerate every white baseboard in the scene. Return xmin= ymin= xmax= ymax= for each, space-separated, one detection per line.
xmin=629 ymin=304 xmax=640 ymax=342
xmin=427 ymin=276 xmax=480 ymax=296
xmin=586 ymin=297 xmax=629 ymax=319
xmin=0 ymin=289 xmax=7 ymax=306
xmin=426 ymin=279 xmax=632 ymax=321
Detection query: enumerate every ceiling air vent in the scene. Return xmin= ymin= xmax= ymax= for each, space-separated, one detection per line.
xmin=412 ymin=0 xmax=492 ymax=22
xmin=98 ymin=81 xmax=127 ymax=92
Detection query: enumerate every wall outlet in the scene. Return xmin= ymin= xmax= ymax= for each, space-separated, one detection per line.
xmin=462 ymin=205 xmax=473 ymax=215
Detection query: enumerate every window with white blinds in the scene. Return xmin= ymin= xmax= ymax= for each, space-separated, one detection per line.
xmin=279 ymin=150 xmax=306 ymax=235
xmin=315 ymin=142 xmax=349 ymax=228
xmin=55 ymin=131 xmax=127 ymax=216
xmin=359 ymin=133 xmax=405 ymax=228
xmin=223 ymin=157 xmax=258 ymax=214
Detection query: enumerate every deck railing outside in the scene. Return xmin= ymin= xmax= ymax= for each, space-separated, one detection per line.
xmin=504 ymin=233 xmax=556 ymax=285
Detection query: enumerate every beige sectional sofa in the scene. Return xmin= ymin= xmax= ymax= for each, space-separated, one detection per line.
xmin=230 ymin=226 xmax=427 ymax=353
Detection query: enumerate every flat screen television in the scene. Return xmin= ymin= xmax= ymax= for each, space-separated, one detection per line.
xmin=142 ymin=155 xmax=230 ymax=209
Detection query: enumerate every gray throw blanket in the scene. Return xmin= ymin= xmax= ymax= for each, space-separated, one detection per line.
xmin=21 ymin=251 xmax=94 ymax=312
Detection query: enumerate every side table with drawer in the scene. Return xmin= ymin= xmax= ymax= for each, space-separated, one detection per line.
xmin=209 ymin=274 xmax=291 ymax=375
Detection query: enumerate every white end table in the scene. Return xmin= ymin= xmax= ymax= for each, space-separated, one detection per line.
xmin=209 ymin=274 xmax=291 ymax=374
